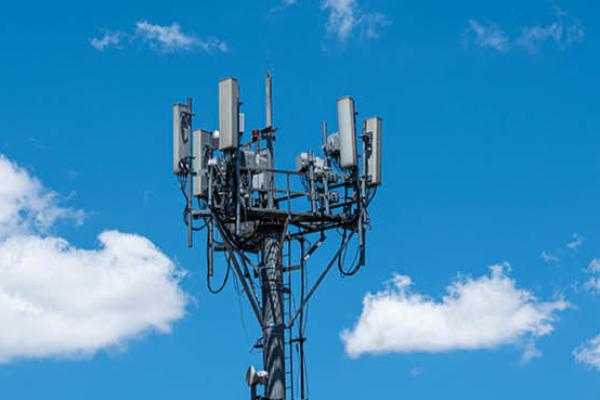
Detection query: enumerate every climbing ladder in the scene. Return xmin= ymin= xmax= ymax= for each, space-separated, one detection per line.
xmin=283 ymin=240 xmax=295 ymax=400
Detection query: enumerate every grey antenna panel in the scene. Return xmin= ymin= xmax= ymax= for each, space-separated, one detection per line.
xmin=365 ymin=117 xmax=382 ymax=186
xmin=193 ymin=129 xmax=210 ymax=197
xmin=337 ymin=96 xmax=357 ymax=169
xmin=173 ymin=103 xmax=191 ymax=175
xmin=218 ymin=78 xmax=239 ymax=150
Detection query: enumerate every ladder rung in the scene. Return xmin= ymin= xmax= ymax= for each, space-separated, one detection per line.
xmin=282 ymin=264 xmax=302 ymax=272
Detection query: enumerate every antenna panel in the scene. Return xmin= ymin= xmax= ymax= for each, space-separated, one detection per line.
xmin=365 ymin=117 xmax=382 ymax=186
xmin=193 ymin=129 xmax=210 ymax=197
xmin=337 ymin=96 xmax=357 ymax=168
xmin=173 ymin=103 xmax=191 ymax=175
xmin=218 ymin=78 xmax=239 ymax=150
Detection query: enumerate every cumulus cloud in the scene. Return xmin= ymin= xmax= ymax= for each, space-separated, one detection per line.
xmin=89 ymin=31 xmax=123 ymax=51
xmin=90 ymin=21 xmax=227 ymax=54
xmin=0 ymin=154 xmax=186 ymax=363
xmin=517 ymin=9 xmax=584 ymax=54
xmin=540 ymin=250 xmax=559 ymax=265
xmin=268 ymin=0 xmax=298 ymax=17
xmin=574 ymin=335 xmax=600 ymax=370
xmin=573 ymin=259 xmax=600 ymax=370
xmin=341 ymin=264 xmax=568 ymax=359
xmin=357 ymin=11 xmax=391 ymax=40
xmin=0 ymin=155 xmax=84 ymax=237
xmin=321 ymin=0 xmax=390 ymax=42
xmin=588 ymin=259 xmax=600 ymax=273
xmin=566 ymin=233 xmax=584 ymax=250
xmin=465 ymin=8 xmax=584 ymax=55
xmin=465 ymin=19 xmax=510 ymax=53
xmin=583 ymin=258 xmax=600 ymax=294
xmin=135 ymin=21 xmax=197 ymax=51
xmin=135 ymin=21 xmax=228 ymax=53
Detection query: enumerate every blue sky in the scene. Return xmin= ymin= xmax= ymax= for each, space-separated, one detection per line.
xmin=0 ymin=0 xmax=599 ymax=399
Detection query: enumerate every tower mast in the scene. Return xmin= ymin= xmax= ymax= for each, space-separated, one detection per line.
xmin=172 ymin=73 xmax=382 ymax=399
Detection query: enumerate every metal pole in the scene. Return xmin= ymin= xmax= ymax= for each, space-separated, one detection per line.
xmin=211 ymin=215 xmax=263 ymax=326
xmin=266 ymin=72 xmax=273 ymax=129
xmin=359 ymin=123 xmax=369 ymax=265
xmin=288 ymin=232 xmax=354 ymax=327
xmin=260 ymin=228 xmax=286 ymax=400
xmin=207 ymin=220 xmax=214 ymax=277
xmin=321 ymin=121 xmax=330 ymax=214
xmin=266 ymin=72 xmax=275 ymax=210
xmin=299 ymin=238 xmax=306 ymax=400
xmin=186 ymin=98 xmax=194 ymax=248
xmin=286 ymin=237 xmax=294 ymax=400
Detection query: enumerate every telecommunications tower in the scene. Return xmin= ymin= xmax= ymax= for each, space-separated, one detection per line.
xmin=172 ymin=74 xmax=382 ymax=400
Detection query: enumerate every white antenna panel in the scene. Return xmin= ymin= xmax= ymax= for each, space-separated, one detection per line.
xmin=337 ymin=96 xmax=357 ymax=169
xmin=239 ymin=112 xmax=245 ymax=134
xmin=193 ymin=129 xmax=210 ymax=197
xmin=365 ymin=117 xmax=382 ymax=186
xmin=218 ymin=78 xmax=239 ymax=150
xmin=173 ymin=103 xmax=191 ymax=175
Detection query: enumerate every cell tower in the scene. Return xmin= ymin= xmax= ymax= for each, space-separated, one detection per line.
xmin=172 ymin=74 xmax=382 ymax=400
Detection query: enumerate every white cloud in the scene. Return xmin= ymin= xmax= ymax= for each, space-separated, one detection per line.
xmin=588 ymin=259 xmax=600 ymax=273
xmin=574 ymin=259 xmax=600 ymax=370
xmin=135 ymin=21 xmax=196 ymax=52
xmin=583 ymin=258 xmax=600 ymax=294
xmin=268 ymin=0 xmax=298 ymax=16
xmin=521 ymin=339 xmax=543 ymax=363
xmin=0 ymin=154 xmax=186 ymax=363
xmin=358 ymin=11 xmax=391 ymax=40
xmin=135 ymin=21 xmax=227 ymax=54
xmin=517 ymin=9 xmax=584 ymax=54
xmin=89 ymin=31 xmax=122 ymax=51
xmin=466 ymin=9 xmax=584 ymax=55
xmin=321 ymin=0 xmax=390 ymax=42
xmin=566 ymin=233 xmax=584 ymax=250
xmin=0 ymin=155 xmax=84 ymax=238
xmin=197 ymin=37 xmax=229 ymax=53
xmin=540 ymin=250 xmax=559 ymax=265
xmin=322 ymin=0 xmax=356 ymax=41
xmin=90 ymin=21 xmax=227 ymax=54
xmin=341 ymin=264 xmax=568 ymax=358
xmin=584 ymin=277 xmax=600 ymax=294
xmin=465 ymin=19 xmax=510 ymax=53
xmin=574 ymin=335 xmax=600 ymax=370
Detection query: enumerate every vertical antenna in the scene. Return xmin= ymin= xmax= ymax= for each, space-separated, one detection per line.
xmin=321 ymin=121 xmax=328 ymax=156
xmin=266 ymin=71 xmax=273 ymax=129
xmin=186 ymin=97 xmax=193 ymax=248
xmin=265 ymin=71 xmax=275 ymax=208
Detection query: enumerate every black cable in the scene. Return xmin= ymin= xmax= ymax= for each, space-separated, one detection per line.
xmin=337 ymin=229 xmax=362 ymax=276
xmin=206 ymin=244 xmax=231 ymax=294
xmin=178 ymin=173 xmax=207 ymax=231
xmin=232 ymin=269 xmax=252 ymax=348
xmin=366 ymin=186 xmax=378 ymax=206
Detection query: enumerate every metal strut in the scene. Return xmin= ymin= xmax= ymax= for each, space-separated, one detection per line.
xmin=288 ymin=231 xmax=355 ymax=328
xmin=211 ymin=213 xmax=263 ymax=327
xmin=260 ymin=228 xmax=286 ymax=400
